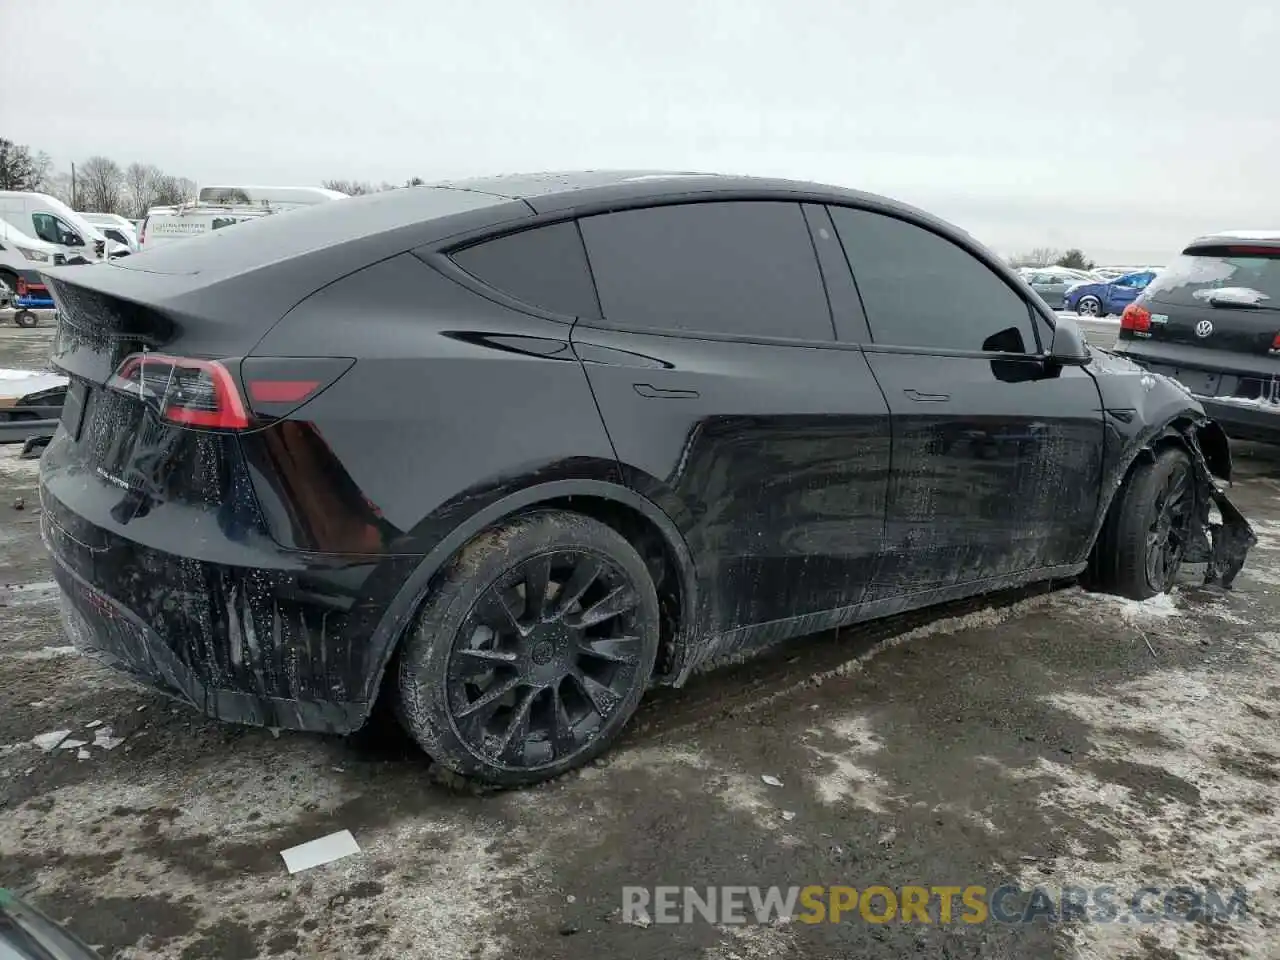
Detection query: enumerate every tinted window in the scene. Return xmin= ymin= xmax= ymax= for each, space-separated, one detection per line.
xmin=31 ymin=213 xmax=61 ymax=244
xmin=451 ymin=221 xmax=599 ymax=319
xmin=579 ymin=201 xmax=832 ymax=340
xmin=829 ymin=206 xmax=1037 ymax=353
xmin=1146 ymin=248 xmax=1280 ymax=309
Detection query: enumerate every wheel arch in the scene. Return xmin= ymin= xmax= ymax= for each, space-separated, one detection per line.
xmin=1085 ymin=413 xmax=1214 ymax=579
xmin=358 ymin=478 xmax=700 ymax=720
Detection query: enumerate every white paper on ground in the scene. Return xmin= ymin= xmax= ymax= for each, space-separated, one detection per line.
xmin=32 ymin=731 xmax=71 ymax=752
xmin=280 ymin=830 xmax=361 ymax=874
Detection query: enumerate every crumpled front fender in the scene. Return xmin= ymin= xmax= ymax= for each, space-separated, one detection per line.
xmin=1087 ymin=351 xmax=1255 ymax=587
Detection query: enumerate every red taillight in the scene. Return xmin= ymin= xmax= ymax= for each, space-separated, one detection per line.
xmin=1271 ymin=333 xmax=1280 ymax=353
xmin=16 ymin=277 xmax=27 ymax=296
xmin=1121 ymin=303 xmax=1152 ymax=334
xmin=247 ymin=379 xmax=321 ymax=404
xmin=139 ymin=218 xmax=148 ymax=245
xmin=108 ymin=353 xmax=250 ymax=430
xmin=240 ymin=357 xmax=355 ymax=419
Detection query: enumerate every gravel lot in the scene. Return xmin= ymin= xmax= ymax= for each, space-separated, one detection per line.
xmin=1 ymin=320 xmax=1278 ymax=959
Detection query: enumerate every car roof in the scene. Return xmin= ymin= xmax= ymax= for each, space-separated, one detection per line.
xmin=432 ymin=169 xmax=931 ymax=219
xmin=1189 ymin=230 xmax=1280 ymax=246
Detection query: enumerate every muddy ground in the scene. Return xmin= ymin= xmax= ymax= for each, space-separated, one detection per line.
xmin=1 ymin=320 xmax=1278 ymax=959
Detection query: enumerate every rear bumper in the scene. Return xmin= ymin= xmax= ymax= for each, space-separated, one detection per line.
xmin=1112 ymin=346 xmax=1280 ymax=443
xmin=53 ymin=555 xmax=366 ymax=731
xmin=38 ymin=449 xmax=415 ymax=734
xmin=1195 ymin=396 xmax=1280 ymax=443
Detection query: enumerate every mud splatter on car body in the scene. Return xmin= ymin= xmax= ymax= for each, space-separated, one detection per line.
xmin=33 ymin=172 xmax=1254 ymax=760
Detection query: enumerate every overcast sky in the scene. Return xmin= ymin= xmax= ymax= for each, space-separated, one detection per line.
xmin=2 ymin=0 xmax=1275 ymax=262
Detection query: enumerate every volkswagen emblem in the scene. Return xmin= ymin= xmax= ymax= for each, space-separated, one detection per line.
xmin=1195 ymin=319 xmax=1214 ymax=339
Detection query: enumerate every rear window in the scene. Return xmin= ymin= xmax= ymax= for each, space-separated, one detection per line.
xmin=579 ymin=201 xmax=832 ymax=340
xmin=1146 ymin=246 xmax=1280 ymax=309
xmin=451 ymin=221 xmax=599 ymax=319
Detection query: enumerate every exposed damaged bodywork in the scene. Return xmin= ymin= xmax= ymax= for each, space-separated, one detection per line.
xmin=1087 ymin=350 xmax=1255 ymax=589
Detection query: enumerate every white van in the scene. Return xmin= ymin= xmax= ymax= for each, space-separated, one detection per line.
xmin=138 ymin=186 xmax=347 ymax=250
xmin=78 ymin=212 xmax=139 ymax=251
xmin=0 ymin=193 xmax=128 ymax=261
xmin=196 ymin=185 xmax=347 ymax=211
xmin=138 ymin=202 xmax=274 ymax=250
xmin=0 ymin=220 xmax=87 ymax=326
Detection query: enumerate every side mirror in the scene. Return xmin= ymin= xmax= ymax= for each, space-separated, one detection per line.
xmin=66 ymin=233 xmax=84 ymax=247
xmin=1049 ymin=316 xmax=1091 ymax=365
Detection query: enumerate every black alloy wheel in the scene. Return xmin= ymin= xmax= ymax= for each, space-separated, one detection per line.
xmin=1145 ymin=458 xmax=1194 ymax=593
xmin=396 ymin=510 xmax=661 ymax=785
xmin=447 ymin=550 xmax=647 ymax=768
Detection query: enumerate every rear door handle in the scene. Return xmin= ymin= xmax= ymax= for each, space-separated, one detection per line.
xmin=634 ymin=383 xmax=700 ymax=400
xmin=904 ymin=388 xmax=950 ymax=402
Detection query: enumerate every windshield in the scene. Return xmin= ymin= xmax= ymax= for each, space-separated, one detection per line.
xmin=1145 ymin=247 xmax=1280 ymax=309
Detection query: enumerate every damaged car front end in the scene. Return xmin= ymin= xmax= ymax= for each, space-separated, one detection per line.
xmin=1085 ymin=348 xmax=1255 ymax=591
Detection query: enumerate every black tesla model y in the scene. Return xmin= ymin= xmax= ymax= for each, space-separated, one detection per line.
xmin=39 ymin=172 xmax=1253 ymax=785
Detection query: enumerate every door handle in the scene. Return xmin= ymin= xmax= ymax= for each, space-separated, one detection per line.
xmin=904 ymin=388 xmax=950 ymax=402
xmin=634 ymin=383 xmax=700 ymax=400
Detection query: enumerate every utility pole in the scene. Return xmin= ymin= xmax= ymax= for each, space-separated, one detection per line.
xmin=71 ymin=161 xmax=77 ymax=208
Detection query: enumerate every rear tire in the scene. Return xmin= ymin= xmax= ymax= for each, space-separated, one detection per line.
xmin=14 ymin=310 xmax=37 ymax=328
xmin=1092 ymin=447 xmax=1196 ymax=600
xmin=395 ymin=510 xmax=661 ymax=786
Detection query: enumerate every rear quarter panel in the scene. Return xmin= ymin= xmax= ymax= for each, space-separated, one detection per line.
xmin=246 ymin=253 xmax=621 ymax=556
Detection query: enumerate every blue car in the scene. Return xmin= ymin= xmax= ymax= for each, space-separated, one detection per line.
xmin=1063 ymin=270 xmax=1157 ymax=317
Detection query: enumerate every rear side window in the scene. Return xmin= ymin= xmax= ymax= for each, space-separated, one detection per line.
xmin=1145 ymin=247 xmax=1280 ymax=309
xmin=829 ymin=206 xmax=1037 ymax=353
xmin=451 ymin=221 xmax=599 ymax=319
xmin=578 ymin=201 xmax=832 ymax=341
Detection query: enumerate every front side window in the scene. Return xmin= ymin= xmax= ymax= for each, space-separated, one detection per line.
xmin=578 ymin=201 xmax=832 ymax=341
xmin=32 ymin=213 xmax=80 ymax=246
xmin=450 ymin=221 xmax=599 ymax=319
xmin=828 ymin=206 xmax=1037 ymax=353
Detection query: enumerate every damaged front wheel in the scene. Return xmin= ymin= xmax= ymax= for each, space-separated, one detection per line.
xmin=1096 ymin=446 xmax=1195 ymax=600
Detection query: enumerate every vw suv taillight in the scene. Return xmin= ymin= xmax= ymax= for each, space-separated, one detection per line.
xmin=1121 ymin=303 xmax=1152 ymax=335
xmin=108 ymin=353 xmax=250 ymax=429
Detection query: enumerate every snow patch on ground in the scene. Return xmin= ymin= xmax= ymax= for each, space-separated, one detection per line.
xmin=1017 ymin=649 xmax=1280 ymax=959
xmin=802 ymin=716 xmax=890 ymax=811
xmin=0 ymin=755 xmax=536 ymax=960
xmin=1053 ymin=588 xmax=1184 ymax=625
xmin=0 ymin=443 xmax=41 ymax=480
xmin=0 ymin=580 xmax=59 ymax=607
xmin=6 ymin=645 xmax=77 ymax=662
xmin=704 ymin=921 xmax=795 ymax=958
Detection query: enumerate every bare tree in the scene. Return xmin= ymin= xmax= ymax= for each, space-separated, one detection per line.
xmin=78 ymin=155 xmax=125 ymax=213
xmin=151 ymin=175 xmax=196 ymax=207
xmin=1010 ymin=247 xmax=1062 ymax=268
xmin=0 ymin=139 xmax=50 ymax=190
xmin=321 ymin=178 xmax=373 ymax=196
xmin=124 ymin=162 xmax=162 ymax=218
xmin=39 ymin=169 xmax=76 ymax=206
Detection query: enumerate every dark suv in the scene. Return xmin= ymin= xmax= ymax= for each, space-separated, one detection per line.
xmin=1112 ymin=233 xmax=1280 ymax=441
xmin=38 ymin=172 xmax=1253 ymax=785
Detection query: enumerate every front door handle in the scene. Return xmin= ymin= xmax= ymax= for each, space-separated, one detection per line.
xmin=634 ymin=383 xmax=700 ymax=400
xmin=904 ymin=388 xmax=950 ymax=402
